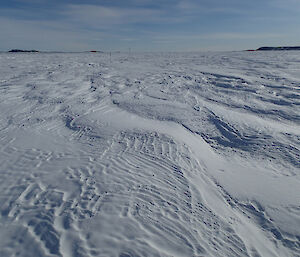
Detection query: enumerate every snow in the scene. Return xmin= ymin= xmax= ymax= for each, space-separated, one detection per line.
xmin=0 ymin=51 xmax=299 ymax=257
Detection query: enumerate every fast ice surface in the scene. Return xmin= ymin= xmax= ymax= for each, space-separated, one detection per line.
xmin=0 ymin=51 xmax=299 ymax=257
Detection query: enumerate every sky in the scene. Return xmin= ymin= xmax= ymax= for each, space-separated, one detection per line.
xmin=0 ymin=0 xmax=300 ymax=52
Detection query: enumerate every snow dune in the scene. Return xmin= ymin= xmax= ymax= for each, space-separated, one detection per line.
xmin=0 ymin=51 xmax=299 ymax=257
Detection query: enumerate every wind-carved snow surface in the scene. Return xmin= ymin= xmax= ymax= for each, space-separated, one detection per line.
xmin=0 ymin=51 xmax=299 ymax=257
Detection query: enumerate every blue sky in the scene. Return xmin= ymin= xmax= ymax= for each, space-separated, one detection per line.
xmin=1 ymin=0 xmax=299 ymax=51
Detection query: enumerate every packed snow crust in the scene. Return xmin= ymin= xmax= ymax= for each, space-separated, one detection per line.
xmin=0 ymin=51 xmax=299 ymax=257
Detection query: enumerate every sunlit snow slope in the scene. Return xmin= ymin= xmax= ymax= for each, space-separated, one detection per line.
xmin=0 ymin=51 xmax=299 ymax=257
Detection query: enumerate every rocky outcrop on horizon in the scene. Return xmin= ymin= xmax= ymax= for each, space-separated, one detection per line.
xmin=8 ymin=49 xmax=39 ymax=53
xmin=257 ymin=46 xmax=300 ymax=51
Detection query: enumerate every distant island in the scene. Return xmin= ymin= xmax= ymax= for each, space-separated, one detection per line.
xmin=9 ymin=49 xmax=39 ymax=53
xmin=246 ymin=46 xmax=300 ymax=51
xmin=257 ymin=46 xmax=300 ymax=51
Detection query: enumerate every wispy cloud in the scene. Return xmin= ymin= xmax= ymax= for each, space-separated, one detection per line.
xmin=151 ymin=32 xmax=286 ymax=44
xmin=0 ymin=0 xmax=299 ymax=51
xmin=199 ymin=32 xmax=285 ymax=40
xmin=62 ymin=4 xmax=164 ymax=28
xmin=0 ymin=17 xmax=103 ymax=51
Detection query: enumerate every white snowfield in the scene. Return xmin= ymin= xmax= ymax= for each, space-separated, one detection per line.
xmin=0 ymin=51 xmax=299 ymax=257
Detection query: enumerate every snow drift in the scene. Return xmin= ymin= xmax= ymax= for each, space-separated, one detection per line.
xmin=0 ymin=51 xmax=299 ymax=257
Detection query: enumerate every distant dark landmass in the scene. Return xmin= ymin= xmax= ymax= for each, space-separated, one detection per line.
xmin=256 ymin=46 xmax=300 ymax=51
xmin=9 ymin=49 xmax=39 ymax=53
